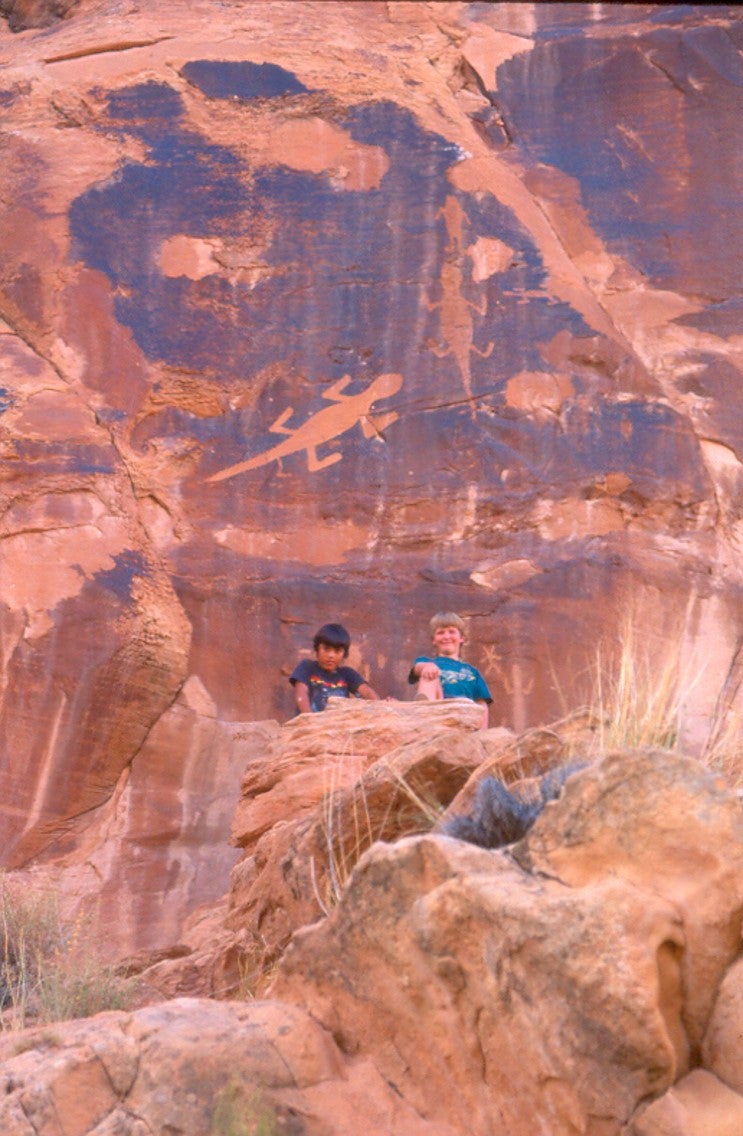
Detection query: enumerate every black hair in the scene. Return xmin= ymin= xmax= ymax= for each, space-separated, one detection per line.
xmin=313 ymin=623 xmax=351 ymax=658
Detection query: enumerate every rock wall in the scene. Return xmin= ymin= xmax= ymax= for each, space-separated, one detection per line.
xmin=3 ymin=708 xmax=743 ymax=1136
xmin=3 ymin=1 xmax=743 ymax=943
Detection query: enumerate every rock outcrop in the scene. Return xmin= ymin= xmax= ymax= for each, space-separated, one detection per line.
xmin=141 ymin=698 xmax=507 ymax=996
xmin=0 ymin=997 xmax=458 ymax=1136
xmin=4 ymin=3 xmax=743 ymax=1129
xmin=4 ymin=1 xmax=743 ymax=957
xmin=2 ymin=702 xmax=743 ymax=1135
xmin=271 ymin=746 xmax=743 ymax=1135
xmin=3 ymin=694 xmax=279 ymax=960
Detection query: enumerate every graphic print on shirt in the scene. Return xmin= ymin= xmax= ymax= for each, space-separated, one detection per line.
xmin=308 ymin=671 xmax=351 ymax=711
xmin=439 ymin=661 xmax=478 ymax=693
xmin=290 ymin=659 xmax=365 ymax=713
xmin=410 ymin=655 xmax=492 ymax=703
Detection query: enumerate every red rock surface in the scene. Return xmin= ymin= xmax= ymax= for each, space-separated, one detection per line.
xmin=137 ymin=699 xmax=497 ymax=996
xmin=2 ymin=732 xmax=743 ymax=1136
xmin=271 ymin=745 xmax=743 ymax=1135
xmin=3 ymin=0 xmax=743 ymax=952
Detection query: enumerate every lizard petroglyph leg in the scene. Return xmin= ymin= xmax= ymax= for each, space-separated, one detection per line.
xmin=307 ymin=446 xmax=343 ymax=472
xmin=269 ymin=407 xmax=295 ymax=434
xmin=322 ymin=376 xmax=353 ymax=401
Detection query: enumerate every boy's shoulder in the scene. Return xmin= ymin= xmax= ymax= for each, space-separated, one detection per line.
xmin=290 ymin=657 xmax=318 ymax=681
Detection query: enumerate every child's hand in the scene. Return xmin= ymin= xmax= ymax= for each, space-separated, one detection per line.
xmin=419 ymin=662 xmax=440 ymax=681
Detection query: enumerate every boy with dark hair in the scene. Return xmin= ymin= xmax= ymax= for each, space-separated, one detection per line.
xmin=408 ymin=611 xmax=492 ymax=728
xmin=290 ymin=622 xmax=381 ymax=714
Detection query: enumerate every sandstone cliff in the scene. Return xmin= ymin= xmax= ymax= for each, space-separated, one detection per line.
xmin=2 ymin=0 xmax=743 ymax=1000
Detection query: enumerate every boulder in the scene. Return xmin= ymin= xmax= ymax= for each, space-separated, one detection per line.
xmin=0 ymin=998 xmax=453 ymax=1136
xmin=271 ymin=751 xmax=743 ymax=1134
xmin=702 ymin=954 xmax=743 ymax=1094
xmin=513 ymin=750 xmax=743 ymax=1057
xmin=628 ymin=1069 xmax=743 ymax=1136
xmin=227 ymin=700 xmax=489 ymax=990
xmin=2 ymin=742 xmax=743 ymax=1135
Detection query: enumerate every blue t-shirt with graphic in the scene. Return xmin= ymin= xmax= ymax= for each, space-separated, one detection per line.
xmin=290 ymin=659 xmax=366 ymax=712
xmin=409 ymin=655 xmax=492 ymax=703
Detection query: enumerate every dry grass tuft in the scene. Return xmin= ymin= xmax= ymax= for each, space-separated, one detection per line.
xmin=0 ymin=877 xmax=133 ymax=1031
xmin=564 ymin=616 xmax=743 ymax=785
xmin=317 ymin=737 xmax=444 ymax=910
xmin=587 ymin=618 xmax=692 ymax=754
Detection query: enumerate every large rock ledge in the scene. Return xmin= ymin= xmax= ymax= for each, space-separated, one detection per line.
xmin=2 ymin=702 xmax=743 ymax=1135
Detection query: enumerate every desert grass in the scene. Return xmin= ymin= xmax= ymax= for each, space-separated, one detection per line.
xmin=700 ymin=710 xmax=743 ymax=787
xmin=255 ymin=625 xmax=743 ymax=983
xmin=314 ymin=619 xmax=743 ymax=913
xmin=321 ymin=773 xmax=442 ymax=908
xmin=227 ymin=939 xmax=282 ymax=1003
xmin=558 ymin=616 xmax=743 ymax=784
xmin=316 ymin=736 xmax=445 ymax=910
xmin=0 ymin=876 xmax=133 ymax=1031
xmin=586 ymin=618 xmax=692 ymax=753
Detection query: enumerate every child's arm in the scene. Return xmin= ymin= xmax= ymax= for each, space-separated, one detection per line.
xmin=357 ymin=682 xmax=381 ymax=701
xmin=410 ymin=659 xmax=440 ymax=681
xmin=294 ymin=682 xmax=312 ymax=714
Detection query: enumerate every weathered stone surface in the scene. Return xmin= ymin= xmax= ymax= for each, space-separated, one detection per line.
xmin=629 ymin=1069 xmax=743 ymax=1136
xmin=702 ymin=954 xmax=743 ymax=1094
xmin=4 ymin=689 xmax=279 ymax=958
xmin=223 ymin=700 xmax=489 ymax=990
xmin=512 ymin=750 xmax=743 ymax=1057
xmin=2 ymin=732 xmax=743 ymax=1135
xmin=0 ymin=0 xmax=78 ymax=33
xmin=0 ymin=316 xmax=192 ymax=870
xmin=133 ymin=700 xmax=494 ymax=997
xmin=0 ymin=998 xmax=452 ymax=1136
xmin=271 ymin=750 xmax=743 ymax=1135
xmin=4 ymin=0 xmax=743 ymax=976
xmin=272 ymin=835 xmax=677 ymax=1134
xmin=436 ymin=709 xmax=597 ymax=830
xmin=232 ymin=698 xmax=488 ymax=850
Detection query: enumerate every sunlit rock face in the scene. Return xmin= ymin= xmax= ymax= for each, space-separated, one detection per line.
xmin=2 ymin=2 xmax=743 ymax=937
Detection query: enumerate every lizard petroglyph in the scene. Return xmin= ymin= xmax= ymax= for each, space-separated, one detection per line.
xmin=207 ymin=371 xmax=403 ymax=481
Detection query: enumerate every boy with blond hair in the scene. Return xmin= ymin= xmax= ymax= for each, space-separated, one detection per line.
xmin=408 ymin=611 xmax=492 ymax=728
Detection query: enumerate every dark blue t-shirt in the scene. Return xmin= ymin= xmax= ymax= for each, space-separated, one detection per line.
xmin=409 ymin=655 xmax=492 ymax=703
xmin=290 ymin=659 xmax=366 ymax=712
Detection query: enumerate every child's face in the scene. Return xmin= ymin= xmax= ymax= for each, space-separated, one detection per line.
xmin=432 ymin=625 xmax=464 ymax=657
xmin=316 ymin=641 xmax=346 ymax=672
